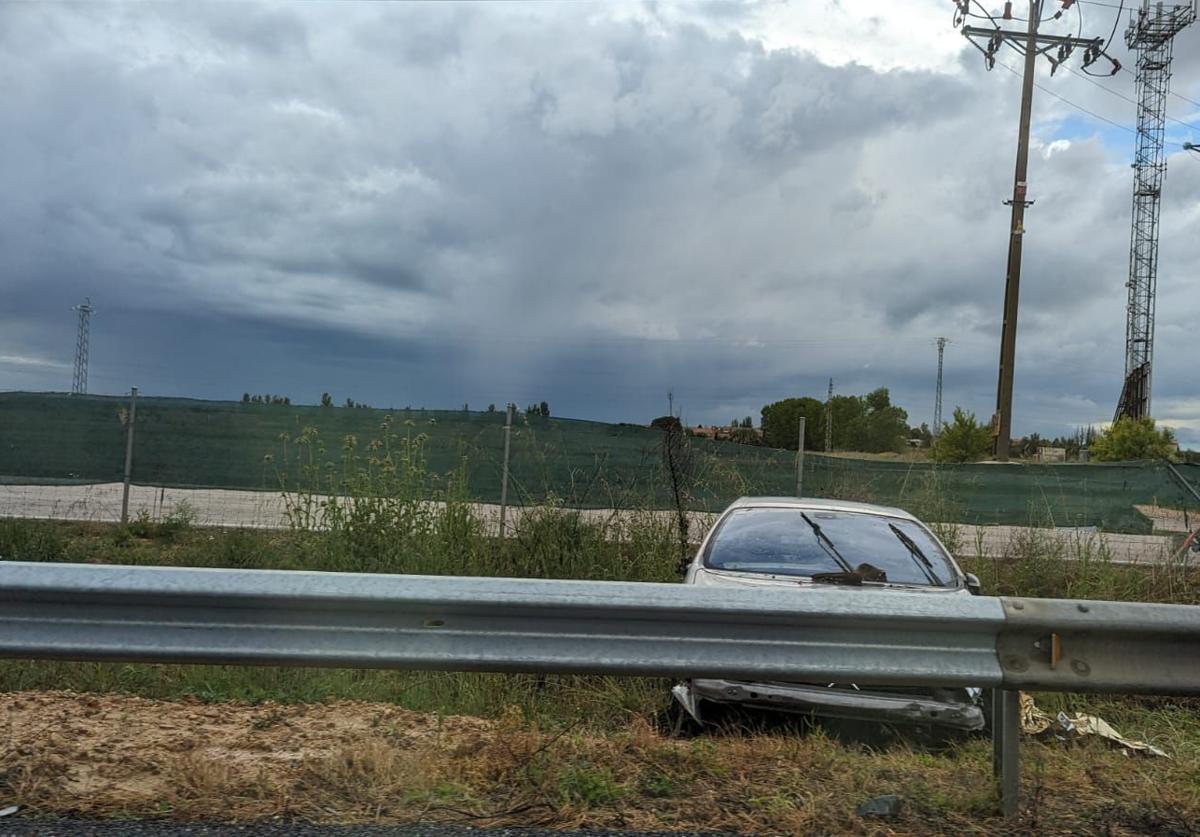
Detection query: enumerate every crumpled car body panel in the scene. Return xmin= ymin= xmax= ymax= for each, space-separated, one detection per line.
xmin=673 ymin=679 xmax=986 ymax=732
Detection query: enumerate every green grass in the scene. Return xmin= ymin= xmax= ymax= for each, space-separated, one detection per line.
xmin=3 ymin=390 xmax=1199 ymax=529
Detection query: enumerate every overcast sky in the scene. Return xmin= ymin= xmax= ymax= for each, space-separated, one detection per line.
xmin=2 ymin=1 xmax=1198 ymax=444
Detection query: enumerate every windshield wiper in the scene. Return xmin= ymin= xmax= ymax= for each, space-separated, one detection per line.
xmin=887 ymin=523 xmax=945 ymax=586
xmin=810 ymin=570 xmax=864 ymax=586
xmin=800 ymin=512 xmax=856 ymax=575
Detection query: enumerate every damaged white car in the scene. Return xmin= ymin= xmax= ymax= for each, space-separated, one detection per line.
xmin=671 ymin=497 xmax=987 ymax=736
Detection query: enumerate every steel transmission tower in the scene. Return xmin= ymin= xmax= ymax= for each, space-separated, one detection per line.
xmin=956 ymin=0 xmax=1118 ymax=460
xmin=824 ymin=378 xmax=833 ymax=452
xmin=934 ymin=337 xmax=948 ymax=435
xmin=71 ymin=298 xmax=94 ymax=395
xmin=1114 ymin=0 xmax=1196 ymax=422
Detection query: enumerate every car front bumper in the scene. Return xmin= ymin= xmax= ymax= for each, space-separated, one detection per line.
xmin=673 ymin=679 xmax=986 ymax=732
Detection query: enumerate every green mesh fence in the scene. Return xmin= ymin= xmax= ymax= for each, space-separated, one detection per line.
xmin=2 ymin=392 xmax=1197 ymax=534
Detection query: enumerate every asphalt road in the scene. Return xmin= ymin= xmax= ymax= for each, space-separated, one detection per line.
xmin=0 ymin=820 xmax=726 ymax=837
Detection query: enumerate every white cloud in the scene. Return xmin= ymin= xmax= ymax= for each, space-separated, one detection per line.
xmin=0 ymin=1 xmax=1197 ymax=445
xmin=0 ymin=354 xmax=69 ymax=370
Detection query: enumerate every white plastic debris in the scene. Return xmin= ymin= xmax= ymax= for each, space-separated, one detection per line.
xmin=1020 ymin=693 xmax=1169 ymax=758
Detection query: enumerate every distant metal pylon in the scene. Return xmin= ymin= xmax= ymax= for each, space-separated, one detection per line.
xmin=71 ymin=298 xmax=94 ymax=395
xmin=934 ymin=337 xmax=948 ymax=435
xmin=1115 ymin=0 xmax=1196 ymax=422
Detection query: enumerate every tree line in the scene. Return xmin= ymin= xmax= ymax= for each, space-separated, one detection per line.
xmin=760 ymin=388 xmax=910 ymax=453
xmin=242 ymin=393 xmax=290 ymax=405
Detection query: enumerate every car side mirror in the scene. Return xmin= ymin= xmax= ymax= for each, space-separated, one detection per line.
xmin=964 ymin=572 xmax=982 ymax=596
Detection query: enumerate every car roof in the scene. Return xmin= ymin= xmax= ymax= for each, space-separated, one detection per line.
xmin=723 ymin=496 xmax=920 ymax=522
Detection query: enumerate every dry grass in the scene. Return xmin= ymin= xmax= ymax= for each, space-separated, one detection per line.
xmin=3 ymin=691 xmax=1198 ymax=835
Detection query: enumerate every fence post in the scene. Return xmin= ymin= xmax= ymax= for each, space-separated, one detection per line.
xmin=120 ymin=386 xmax=138 ymax=524
xmin=992 ymin=688 xmax=1020 ymax=817
xmin=498 ymin=402 xmax=514 ymax=536
xmin=796 ymin=417 xmax=806 ymax=498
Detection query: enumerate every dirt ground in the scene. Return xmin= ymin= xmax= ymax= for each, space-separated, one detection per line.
xmin=1136 ymin=504 xmax=1199 ymax=535
xmin=2 ymin=690 xmax=1197 ymax=835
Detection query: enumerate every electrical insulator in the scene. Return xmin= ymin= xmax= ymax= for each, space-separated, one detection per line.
xmin=1003 ymin=1 xmax=1013 ymax=19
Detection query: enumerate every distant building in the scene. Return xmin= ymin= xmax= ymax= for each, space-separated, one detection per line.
xmin=688 ymin=424 xmax=762 ymax=444
xmin=689 ymin=425 xmax=716 ymax=440
xmin=1037 ymin=446 xmax=1067 ymax=463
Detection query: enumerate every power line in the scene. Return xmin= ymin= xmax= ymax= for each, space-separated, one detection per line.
xmin=1114 ymin=63 xmax=1200 ymax=111
xmin=999 ymin=60 xmax=1136 ymax=133
xmin=998 ymin=59 xmax=1198 ymax=149
xmin=1062 ymin=62 xmax=1138 ymax=104
xmin=1074 ymin=0 xmax=1129 ymax=10
xmin=1060 ymin=63 xmax=1200 ymax=134
xmin=1101 ymin=0 xmax=1125 ymax=50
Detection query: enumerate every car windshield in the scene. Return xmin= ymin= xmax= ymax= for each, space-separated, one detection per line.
xmin=704 ymin=507 xmax=957 ymax=587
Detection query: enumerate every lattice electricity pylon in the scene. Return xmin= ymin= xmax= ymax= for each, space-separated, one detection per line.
xmin=1115 ymin=1 xmax=1196 ymax=422
xmin=934 ymin=337 xmax=948 ymax=435
xmin=71 ymin=298 xmax=94 ymax=395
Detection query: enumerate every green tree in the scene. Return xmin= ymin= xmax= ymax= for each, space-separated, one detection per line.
xmin=762 ymin=389 xmax=907 ymax=453
xmin=909 ymin=422 xmax=933 ymax=448
xmin=760 ymin=397 xmax=824 ymax=450
xmin=539 ymin=401 xmax=550 ymax=417
xmin=1090 ymin=418 xmax=1177 ymax=461
xmin=930 ymin=408 xmax=992 ymax=463
xmin=856 ymin=388 xmax=908 ymax=452
xmin=242 ymin=392 xmax=250 ymax=404
xmin=320 ymin=393 xmax=333 ymax=408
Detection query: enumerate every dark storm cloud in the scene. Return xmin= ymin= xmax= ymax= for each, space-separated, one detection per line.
xmin=0 ymin=1 xmax=1197 ymax=443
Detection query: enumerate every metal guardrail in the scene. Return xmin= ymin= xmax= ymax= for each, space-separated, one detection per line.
xmin=2 ymin=561 xmax=1199 ymax=817
xmin=0 ymin=562 xmax=1005 ymax=685
xmin=2 ymin=562 xmax=1198 ymax=694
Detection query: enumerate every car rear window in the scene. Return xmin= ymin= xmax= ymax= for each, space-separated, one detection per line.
xmin=703 ymin=507 xmax=958 ymax=587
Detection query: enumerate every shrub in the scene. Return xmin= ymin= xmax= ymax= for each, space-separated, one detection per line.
xmin=930 ymin=408 xmax=991 ymax=463
xmin=1090 ymin=418 xmax=1177 ymax=462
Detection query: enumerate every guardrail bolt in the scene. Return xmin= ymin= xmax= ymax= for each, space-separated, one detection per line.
xmin=1077 ymin=604 xmax=1090 ymax=613
xmin=1003 ymin=655 xmax=1028 ymax=672
xmin=1011 ymin=602 xmax=1025 ymax=610
xmin=1071 ymin=659 xmax=1090 ymax=676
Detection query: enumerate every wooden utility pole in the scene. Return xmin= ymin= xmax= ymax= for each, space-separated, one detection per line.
xmin=956 ymin=0 xmax=1117 ymax=462
xmin=993 ymin=1 xmax=1040 ymax=462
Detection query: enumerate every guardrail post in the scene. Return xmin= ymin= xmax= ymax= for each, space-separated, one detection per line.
xmin=992 ymin=689 xmax=1020 ymax=817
